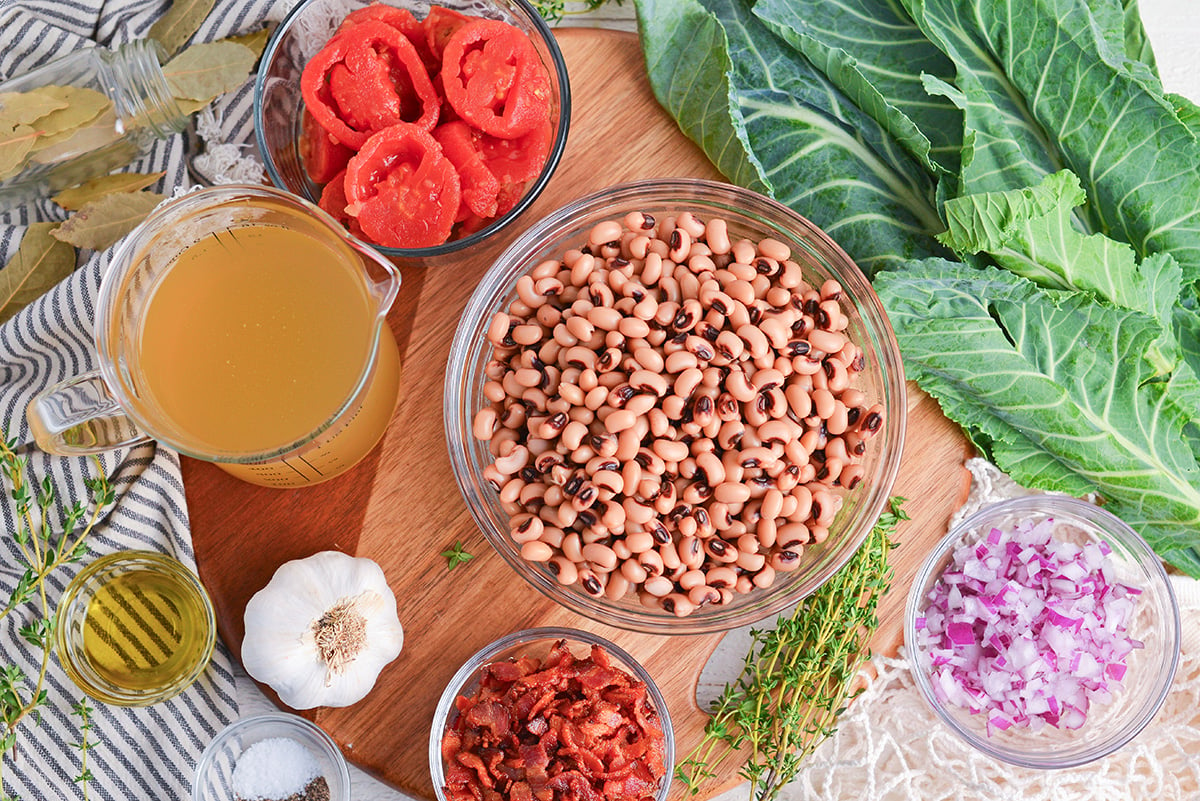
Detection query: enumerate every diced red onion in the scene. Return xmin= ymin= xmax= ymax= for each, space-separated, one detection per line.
xmin=914 ymin=515 xmax=1143 ymax=735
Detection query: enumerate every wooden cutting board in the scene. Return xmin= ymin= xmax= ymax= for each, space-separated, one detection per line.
xmin=183 ymin=28 xmax=972 ymax=801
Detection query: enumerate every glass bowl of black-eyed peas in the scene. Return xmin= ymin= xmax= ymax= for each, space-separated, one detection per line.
xmin=443 ymin=178 xmax=907 ymax=634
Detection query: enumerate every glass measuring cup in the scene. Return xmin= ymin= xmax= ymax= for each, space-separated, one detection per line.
xmin=26 ymin=184 xmax=402 ymax=488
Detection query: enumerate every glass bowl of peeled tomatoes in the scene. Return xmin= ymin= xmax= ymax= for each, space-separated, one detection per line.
xmin=254 ymin=0 xmax=569 ymax=261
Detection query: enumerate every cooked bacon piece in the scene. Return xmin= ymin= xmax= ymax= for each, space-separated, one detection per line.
xmin=440 ymin=640 xmax=667 ymax=801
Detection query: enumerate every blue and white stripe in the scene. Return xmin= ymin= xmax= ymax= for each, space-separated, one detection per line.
xmin=0 ymin=0 xmax=288 ymax=796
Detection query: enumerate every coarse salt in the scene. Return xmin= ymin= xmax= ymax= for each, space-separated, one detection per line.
xmin=232 ymin=737 xmax=321 ymax=800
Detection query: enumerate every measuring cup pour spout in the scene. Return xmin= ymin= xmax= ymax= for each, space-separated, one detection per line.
xmin=26 ymin=184 xmax=406 ymax=488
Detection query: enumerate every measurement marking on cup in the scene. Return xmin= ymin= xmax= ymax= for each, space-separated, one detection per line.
xmin=298 ymin=454 xmax=324 ymax=476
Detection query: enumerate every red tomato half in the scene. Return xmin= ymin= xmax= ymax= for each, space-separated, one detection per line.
xmin=423 ymin=6 xmax=470 ymax=64
xmin=318 ymin=169 xmax=366 ymax=238
xmin=440 ymin=19 xmax=552 ymax=139
xmin=337 ymin=4 xmax=439 ymax=76
xmin=300 ymin=20 xmax=439 ymax=149
xmin=478 ymin=119 xmax=552 ymax=184
xmin=344 ymin=123 xmax=461 ymax=248
xmin=433 ymin=121 xmax=501 ymax=218
xmin=299 ymin=107 xmax=354 ymax=184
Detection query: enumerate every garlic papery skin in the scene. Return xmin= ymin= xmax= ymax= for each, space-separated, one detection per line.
xmin=242 ymin=551 xmax=404 ymax=710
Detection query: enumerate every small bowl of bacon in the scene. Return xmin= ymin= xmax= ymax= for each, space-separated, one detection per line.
xmin=904 ymin=495 xmax=1180 ymax=769
xmin=430 ymin=627 xmax=673 ymax=801
xmin=254 ymin=0 xmax=569 ymax=261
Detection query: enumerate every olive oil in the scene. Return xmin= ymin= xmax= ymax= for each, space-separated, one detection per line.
xmin=80 ymin=564 xmax=213 ymax=693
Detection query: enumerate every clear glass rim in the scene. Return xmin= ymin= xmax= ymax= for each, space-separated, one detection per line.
xmin=428 ymin=626 xmax=674 ymax=801
xmin=95 ymin=183 xmax=398 ymax=464
xmin=903 ymin=495 xmax=1182 ymax=769
xmin=253 ymin=0 xmax=572 ymax=260
xmin=191 ymin=712 xmax=353 ymax=801
xmin=444 ymin=178 xmax=907 ymax=634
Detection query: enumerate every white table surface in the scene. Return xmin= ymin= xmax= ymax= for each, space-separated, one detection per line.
xmin=234 ymin=1 xmax=1200 ymax=799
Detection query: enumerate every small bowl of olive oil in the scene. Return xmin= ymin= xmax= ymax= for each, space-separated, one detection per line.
xmin=56 ymin=550 xmax=217 ymax=706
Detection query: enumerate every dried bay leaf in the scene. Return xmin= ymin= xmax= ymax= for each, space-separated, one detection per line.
xmin=51 ymin=191 xmax=165 ymax=251
xmin=52 ymin=171 xmax=166 ymax=211
xmin=164 ymin=41 xmax=257 ymax=102
xmin=0 ymin=222 xmax=77 ymax=325
xmin=30 ymin=107 xmax=123 ymax=165
xmin=224 ymin=25 xmax=274 ymax=61
xmin=0 ymin=126 xmax=38 ymax=180
xmin=0 ymin=89 xmax=69 ymax=131
xmin=26 ymin=87 xmax=112 ymax=148
xmin=149 ymin=0 xmax=219 ymax=57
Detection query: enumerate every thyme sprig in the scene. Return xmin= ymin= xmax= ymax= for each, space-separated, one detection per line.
xmin=0 ymin=434 xmax=112 ymax=801
xmin=677 ymin=497 xmax=908 ymax=801
xmin=529 ymin=0 xmax=624 ymax=24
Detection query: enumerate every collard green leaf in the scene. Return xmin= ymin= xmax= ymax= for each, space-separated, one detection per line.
xmin=906 ymin=0 xmax=1200 ymax=284
xmin=50 ymin=192 xmax=165 ymax=251
xmin=876 ymin=259 xmax=1200 ymax=575
xmin=52 ymin=171 xmax=166 ymax=211
xmin=163 ymin=41 xmax=257 ymax=103
xmin=938 ymin=170 xmax=1183 ymax=345
xmin=637 ymin=0 xmax=946 ymax=275
xmin=636 ymin=0 xmax=769 ymax=194
xmin=0 ymin=223 xmax=76 ymax=325
xmin=149 ymin=0 xmax=218 ymax=57
xmin=752 ymin=0 xmax=962 ymax=177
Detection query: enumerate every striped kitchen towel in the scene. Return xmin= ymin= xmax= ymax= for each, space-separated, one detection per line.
xmin=0 ymin=1 xmax=285 ymax=798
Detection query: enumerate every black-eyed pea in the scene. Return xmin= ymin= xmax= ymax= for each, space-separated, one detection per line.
xmin=656 ymin=541 xmax=680 ymax=572
xmin=734 ymin=546 xmax=763 ymax=573
xmin=807 ymin=328 xmax=845 ymax=355
xmin=592 ymin=470 xmax=623 ymax=496
xmin=624 ymin=498 xmax=656 ymax=526
xmin=735 ymin=575 xmax=754 ymax=595
xmin=859 ymin=403 xmax=884 ymax=438
xmin=668 ymin=228 xmax=692 ymax=262
xmin=766 ymin=286 xmax=792 ymax=308
xmin=620 ymin=558 xmax=649 ymax=585
xmin=840 ymin=463 xmax=865 ymax=490
xmin=559 ymin=531 xmax=583 ymax=563
xmin=756 ymin=517 xmax=778 ymax=549
xmin=661 ymin=593 xmax=696 ymax=617
xmin=604 ymin=572 xmax=631 ymax=601
xmin=472 ymin=407 xmax=499 ymax=441
xmin=705 ymin=565 xmax=738 ymax=589
xmin=581 ymin=527 xmax=609 ymax=545
xmin=582 ymin=542 xmax=618 ymax=572
xmin=702 ymin=536 xmax=739 ymax=564
xmin=678 ymin=569 xmax=707 ymax=591
xmin=717 ymin=420 xmax=745 ymax=451
xmin=556 ymin=502 xmax=579 ymax=528
xmin=726 ymin=369 xmax=756 ymax=403
xmin=643 ymin=574 xmax=674 ymax=597
xmin=624 ymin=530 xmax=654 ymax=555
xmin=777 ymin=521 xmax=810 ymax=551
xmin=752 ymin=565 xmax=777 ymax=589
xmin=677 ymin=535 xmax=705 ymax=570
xmin=810 ymin=525 xmax=830 ymax=544
xmin=788 ymin=485 xmax=813 ymax=522
xmin=713 ymin=481 xmax=751 ymax=505
xmin=547 ymin=555 xmax=578 ymax=586
xmin=824 ymin=359 xmax=850 ymax=394
xmin=676 ymin=515 xmax=698 ymax=539
xmin=688 ymin=585 xmax=722 ymax=608
xmin=515 ymin=275 xmax=545 ymax=308
xmin=483 ymin=380 xmax=507 ymax=405
xmin=519 ymin=481 xmax=548 ymax=507
xmin=770 ymin=548 xmax=803 ymax=572
xmin=510 ymin=513 xmax=545 ymax=544
xmin=521 ymin=540 xmax=554 ymax=562
xmin=811 ymin=489 xmax=838 ymax=527
xmin=578 ymin=569 xmax=606 ymax=598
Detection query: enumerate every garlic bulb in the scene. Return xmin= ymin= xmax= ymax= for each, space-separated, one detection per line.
xmin=242 ymin=550 xmax=404 ymax=709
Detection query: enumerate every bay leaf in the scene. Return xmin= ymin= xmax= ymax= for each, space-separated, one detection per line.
xmin=51 ymin=191 xmax=165 ymax=251
xmin=173 ymin=96 xmax=211 ymax=115
xmin=0 ymin=222 xmax=77 ymax=325
xmin=52 ymin=171 xmax=166 ymax=211
xmin=0 ymin=89 xmax=69 ymax=131
xmin=26 ymin=86 xmax=112 ymax=148
xmin=0 ymin=125 xmax=38 ymax=180
xmin=30 ymin=107 xmax=122 ymax=164
xmin=149 ymin=0 xmax=219 ymax=57
xmin=223 ymin=25 xmax=274 ymax=61
xmin=163 ymin=41 xmax=257 ymax=103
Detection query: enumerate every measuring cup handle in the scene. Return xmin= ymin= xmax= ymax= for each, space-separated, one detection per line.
xmin=26 ymin=371 xmax=149 ymax=455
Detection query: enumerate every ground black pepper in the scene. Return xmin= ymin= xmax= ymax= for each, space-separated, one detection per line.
xmin=235 ymin=775 xmax=330 ymax=801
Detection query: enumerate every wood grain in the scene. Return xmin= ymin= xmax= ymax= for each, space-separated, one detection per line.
xmin=184 ymin=28 xmax=972 ymax=801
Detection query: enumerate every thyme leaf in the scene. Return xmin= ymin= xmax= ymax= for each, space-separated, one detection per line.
xmin=441 ymin=541 xmax=476 ymax=571
xmin=0 ymin=433 xmax=111 ymax=799
xmin=677 ymin=497 xmax=908 ymax=801
xmin=528 ymin=0 xmax=624 ymax=24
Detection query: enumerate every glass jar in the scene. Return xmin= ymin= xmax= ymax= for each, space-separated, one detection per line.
xmin=0 ymin=39 xmax=187 ymax=211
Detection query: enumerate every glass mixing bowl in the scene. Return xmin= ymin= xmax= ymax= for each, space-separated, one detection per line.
xmin=905 ymin=496 xmax=1181 ymax=768
xmin=445 ymin=178 xmax=907 ymax=634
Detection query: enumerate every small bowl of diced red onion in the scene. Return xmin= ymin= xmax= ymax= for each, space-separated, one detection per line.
xmin=904 ymin=495 xmax=1180 ymax=769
